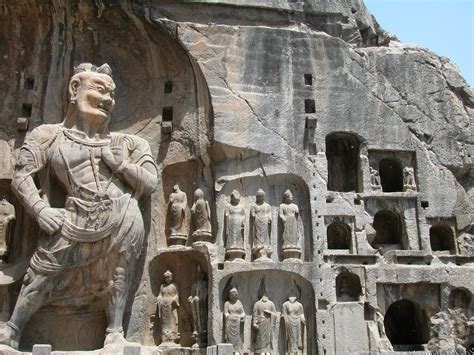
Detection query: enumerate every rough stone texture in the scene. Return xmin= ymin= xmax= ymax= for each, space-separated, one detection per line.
xmin=0 ymin=0 xmax=472 ymax=354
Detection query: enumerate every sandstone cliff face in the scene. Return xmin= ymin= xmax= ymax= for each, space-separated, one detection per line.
xmin=0 ymin=0 xmax=472 ymax=353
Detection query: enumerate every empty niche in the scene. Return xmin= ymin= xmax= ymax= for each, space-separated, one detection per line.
xmin=384 ymin=299 xmax=429 ymax=351
xmin=379 ymin=158 xmax=403 ymax=192
xmin=448 ymin=288 xmax=471 ymax=310
xmin=371 ymin=210 xmax=405 ymax=249
xmin=327 ymin=222 xmax=351 ymax=250
xmin=326 ymin=132 xmax=361 ymax=192
xmin=304 ymin=74 xmax=313 ymax=86
xmin=336 ymin=271 xmax=362 ymax=302
xmin=219 ymin=270 xmax=316 ymax=355
xmin=429 ymin=224 xmax=456 ymax=254
xmin=149 ymin=250 xmax=210 ymax=347
xmin=304 ymin=99 xmax=315 ymax=113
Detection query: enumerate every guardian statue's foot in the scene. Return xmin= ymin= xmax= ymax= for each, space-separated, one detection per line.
xmin=0 ymin=323 xmax=19 ymax=349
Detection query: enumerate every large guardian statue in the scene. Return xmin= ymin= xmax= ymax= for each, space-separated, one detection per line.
xmin=0 ymin=63 xmax=158 ymax=348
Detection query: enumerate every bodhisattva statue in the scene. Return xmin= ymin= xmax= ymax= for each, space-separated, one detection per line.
xmin=281 ymin=296 xmax=305 ymax=354
xmin=188 ymin=265 xmax=208 ymax=348
xmin=370 ymin=167 xmax=381 ymax=191
xmin=0 ymin=63 xmax=158 ymax=348
xmin=157 ymin=270 xmax=180 ymax=347
xmin=225 ymin=190 xmax=246 ymax=261
xmin=403 ymin=166 xmax=416 ymax=191
xmin=250 ymin=189 xmax=272 ymax=261
xmin=223 ymin=288 xmax=245 ymax=351
xmin=0 ymin=198 xmax=15 ymax=263
xmin=168 ymin=184 xmax=188 ymax=246
xmin=279 ymin=190 xmax=301 ymax=260
xmin=191 ymin=188 xmax=212 ymax=243
xmin=252 ymin=295 xmax=276 ymax=353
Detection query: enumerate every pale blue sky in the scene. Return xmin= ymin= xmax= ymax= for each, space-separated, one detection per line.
xmin=365 ymin=0 xmax=473 ymax=87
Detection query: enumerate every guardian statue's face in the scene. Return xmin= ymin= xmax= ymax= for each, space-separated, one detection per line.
xmin=73 ymin=72 xmax=116 ymax=125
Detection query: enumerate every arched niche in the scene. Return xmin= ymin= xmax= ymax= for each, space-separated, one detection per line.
xmin=325 ymin=132 xmax=361 ymax=192
xmin=216 ymin=174 xmax=312 ymax=262
xmin=371 ymin=210 xmax=405 ymax=249
xmin=219 ymin=270 xmax=316 ymax=355
xmin=449 ymin=288 xmax=472 ymax=310
xmin=384 ymin=299 xmax=430 ymax=350
xmin=430 ymin=224 xmax=455 ymax=254
xmin=327 ymin=223 xmax=351 ymax=250
xmin=379 ymin=158 xmax=403 ymax=192
xmin=336 ymin=271 xmax=362 ymax=302
xmin=149 ymin=250 xmax=211 ymax=347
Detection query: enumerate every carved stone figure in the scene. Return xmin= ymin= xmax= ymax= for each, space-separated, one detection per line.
xmin=0 ymin=63 xmax=158 ymax=349
xmin=282 ymin=296 xmax=306 ymax=354
xmin=251 ymin=189 xmax=272 ymax=261
xmin=223 ymin=288 xmax=245 ymax=351
xmin=369 ymin=167 xmax=381 ymax=191
xmin=279 ymin=190 xmax=301 ymax=260
xmin=168 ymin=184 xmax=188 ymax=246
xmin=157 ymin=270 xmax=180 ymax=347
xmin=252 ymin=295 xmax=276 ymax=352
xmin=225 ymin=190 xmax=246 ymax=261
xmin=403 ymin=166 xmax=416 ymax=191
xmin=191 ymin=188 xmax=212 ymax=242
xmin=0 ymin=199 xmax=15 ymax=263
xmin=188 ymin=265 xmax=208 ymax=348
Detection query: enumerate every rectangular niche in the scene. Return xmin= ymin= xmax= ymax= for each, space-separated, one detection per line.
xmin=368 ymin=149 xmax=416 ymax=193
xmin=323 ymin=215 xmax=356 ymax=254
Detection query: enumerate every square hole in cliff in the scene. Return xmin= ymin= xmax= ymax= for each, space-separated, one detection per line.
xmin=164 ymin=80 xmax=172 ymax=94
xmin=304 ymin=74 xmax=313 ymax=86
xmin=305 ymin=99 xmax=315 ymax=113
xmin=24 ymin=78 xmax=34 ymax=90
xmin=21 ymin=103 xmax=32 ymax=117
xmin=162 ymin=107 xmax=173 ymax=122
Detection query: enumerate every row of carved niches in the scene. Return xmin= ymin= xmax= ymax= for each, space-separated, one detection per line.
xmin=325 ymin=132 xmax=417 ymax=194
xmin=150 ymin=250 xmax=209 ymax=348
xmin=218 ymin=175 xmax=312 ymax=263
xmin=220 ymin=270 xmax=316 ymax=354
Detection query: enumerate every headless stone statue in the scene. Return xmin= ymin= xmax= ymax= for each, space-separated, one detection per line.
xmin=279 ymin=190 xmax=301 ymax=260
xmin=251 ymin=189 xmax=272 ymax=261
xmin=282 ymin=296 xmax=305 ymax=354
xmin=252 ymin=295 xmax=276 ymax=352
xmin=403 ymin=166 xmax=416 ymax=191
xmin=188 ymin=265 xmax=208 ymax=348
xmin=191 ymin=188 xmax=212 ymax=242
xmin=0 ymin=63 xmax=158 ymax=349
xmin=0 ymin=199 xmax=15 ymax=263
xmin=157 ymin=270 xmax=180 ymax=347
xmin=225 ymin=190 xmax=246 ymax=261
xmin=223 ymin=288 xmax=245 ymax=351
xmin=168 ymin=184 xmax=188 ymax=246
xmin=370 ymin=167 xmax=381 ymax=191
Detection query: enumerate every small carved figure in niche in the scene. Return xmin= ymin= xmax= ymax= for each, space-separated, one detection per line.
xmin=225 ymin=190 xmax=246 ymax=261
xmin=191 ymin=188 xmax=212 ymax=242
xmin=157 ymin=270 xmax=180 ymax=347
xmin=457 ymin=233 xmax=474 ymax=255
xmin=188 ymin=265 xmax=208 ymax=348
xmin=279 ymin=190 xmax=301 ymax=260
xmin=0 ymin=63 xmax=158 ymax=349
xmin=403 ymin=166 xmax=416 ymax=191
xmin=370 ymin=167 xmax=381 ymax=191
xmin=0 ymin=198 xmax=15 ymax=263
xmin=282 ymin=296 xmax=306 ymax=354
xmin=223 ymin=288 xmax=245 ymax=351
xmin=251 ymin=189 xmax=272 ymax=261
xmin=252 ymin=295 xmax=276 ymax=353
xmin=168 ymin=184 xmax=188 ymax=246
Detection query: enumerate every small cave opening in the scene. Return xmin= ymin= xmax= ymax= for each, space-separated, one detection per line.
xmin=379 ymin=158 xmax=403 ymax=192
xmin=327 ymin=223 xmax=351 ymax=250
xmin=371 ymin=210 xmax=403 ymax=248
xmin=449 ymin=288 xmax=471 ymax=310
xmin=326 ymin=133 xmax=360 ymax=192
xmin=384 ymin=300 xmax=429 ymax=350
xmin=336 ymin=271 xmax=361 ymax=302
xmin=430 ymin=224 xmax=455 ymax=253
